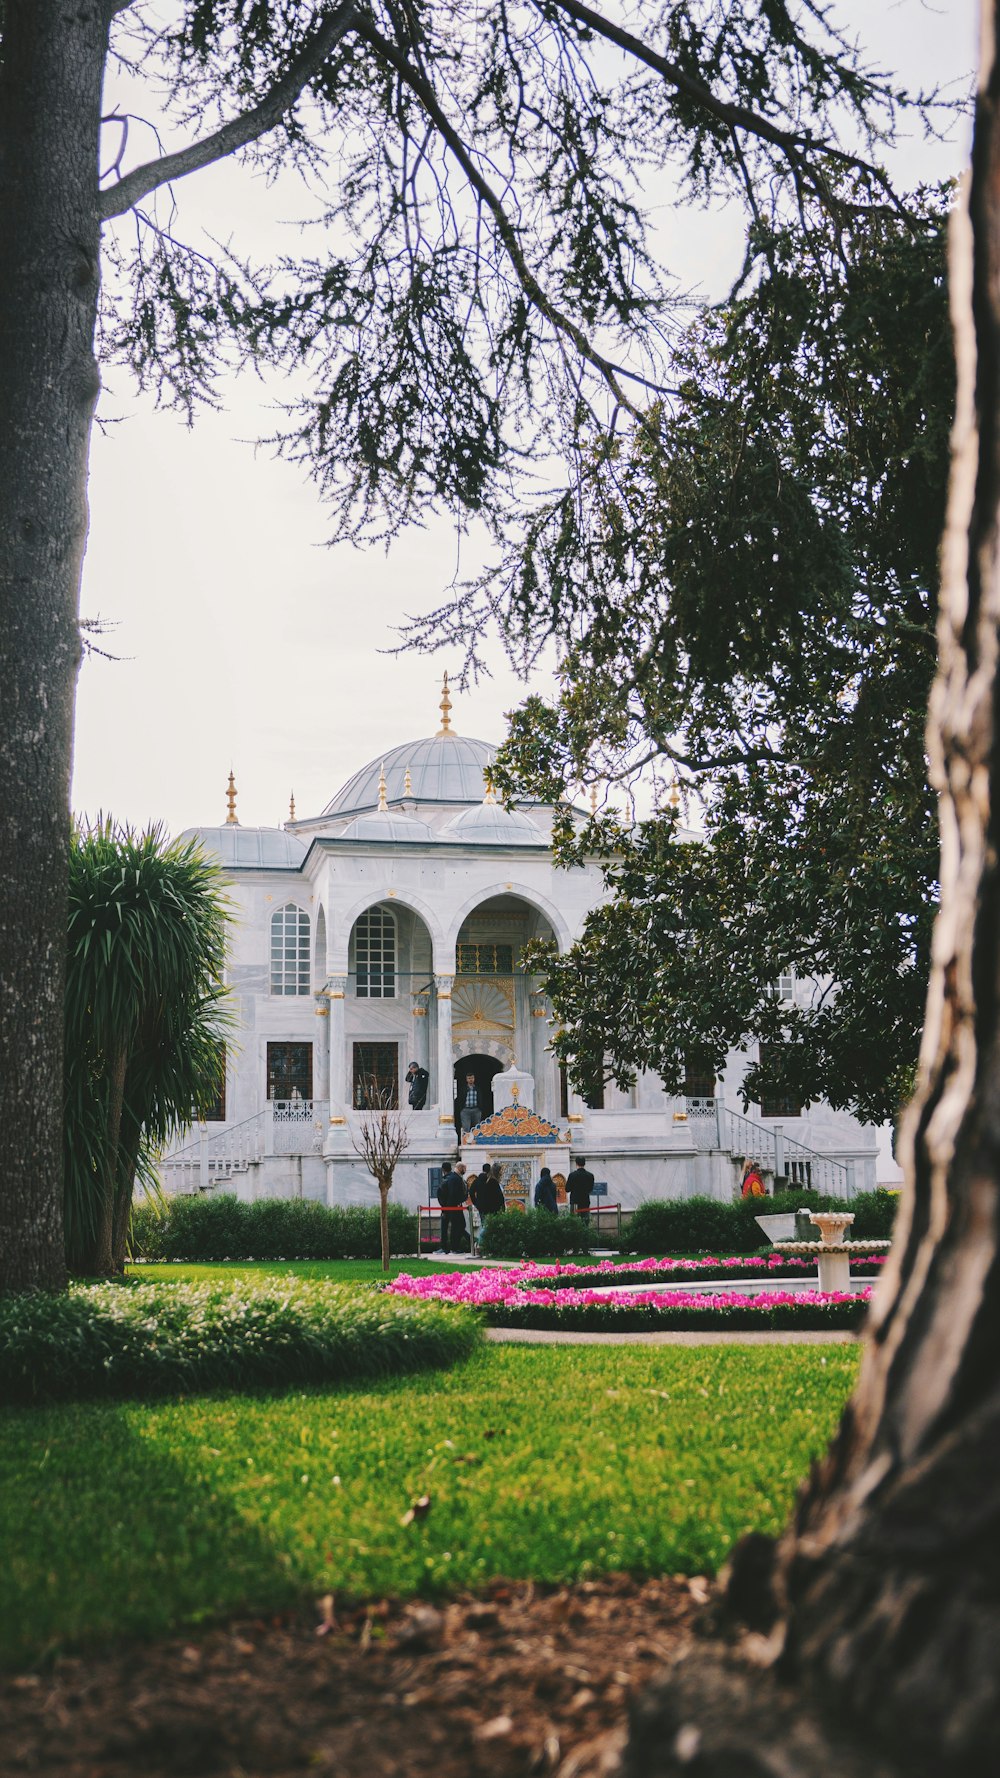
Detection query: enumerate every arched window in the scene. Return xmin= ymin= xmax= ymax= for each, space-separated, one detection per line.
xmin=270 ymin=904 xmax=311 ymax=995
xmin=355 ymin=906 xmax=396 ymax=998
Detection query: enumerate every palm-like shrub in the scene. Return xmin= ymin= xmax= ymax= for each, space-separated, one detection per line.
xmin=65 ymin=821 xmax=230 ymax=1276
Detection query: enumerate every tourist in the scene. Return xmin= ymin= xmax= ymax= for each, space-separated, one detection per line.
xmin=566 ymin=1155 xmax=595 ymax=1223
xmin=478 ymin=1163 xmax=506 ymax=1219
xmin=406 ymin=1060 xmax=429 ymax=1109
xmin=458 ymin=1071 xmax=483 ymax=1133
xmin=436 ymin=1162 xmax=468 ymax=1252
xmin=534 ymin=1167 xmax=558 ymax=1213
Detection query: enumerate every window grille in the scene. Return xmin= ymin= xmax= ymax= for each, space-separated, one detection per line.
xmin=270 ymin=904 xmax=311 ymax=996
xmin=777 ymin=971 xmax=796 ymax=1002
xmin=456 ymin=942 xmax=515 ymax=975
xmin=199 ymin=1042 xmax=227 ymax=1122
xmin=682 ymin=1053 xmax=716 ymax=1099
xmin=353 ymin=1042 xmax=399 ymax=1108
xmin=758 ymin=1043 xmax=802 ymax=1118
xmin=266 ymin=1042 xmax=313 ymax=1101
xmin=355 ymin=906 xmax=396 ymax=998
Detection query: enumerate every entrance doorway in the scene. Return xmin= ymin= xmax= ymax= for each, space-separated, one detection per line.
xmin=453 ymin=1054 xmax=504 ymax=1137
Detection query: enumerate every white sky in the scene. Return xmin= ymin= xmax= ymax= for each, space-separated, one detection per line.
xmin=73 ymin=0 xmax=977 ymax=838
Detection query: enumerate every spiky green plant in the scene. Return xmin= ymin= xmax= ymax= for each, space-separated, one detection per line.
xmin=65 ymin=821 xmax=231 ymax=1276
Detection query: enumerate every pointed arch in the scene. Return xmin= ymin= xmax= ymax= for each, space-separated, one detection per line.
xmin=444 ymin=882 xmax=573 ymax=961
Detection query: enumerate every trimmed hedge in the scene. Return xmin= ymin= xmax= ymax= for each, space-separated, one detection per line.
xmin=0 ymin=1278 xmax=479 ymax=1405
xmin=130 ymin=1195 xmax=418 ymax=1263
xmin=484 ymin=1297 xmax=866 ymax=1333
xmin=623 ymin=1190 xmax=899 ymax=1255
xmin=478 ymin=1208 xmax=594 ymax=1259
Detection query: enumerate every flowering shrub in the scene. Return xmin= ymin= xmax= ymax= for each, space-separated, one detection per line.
xmin=387 ymin=1265 xmax=872 ymax=1332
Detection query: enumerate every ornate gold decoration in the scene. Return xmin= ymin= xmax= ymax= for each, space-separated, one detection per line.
xmin=452 ymin=976 xmax=515 ymax=1036
xmin=289 ymin=789 xmax=296 ymax=821
xmin=483 ymin=768 xmax=496 ymax=804
xmin=377 ymin=762 xmax=388 ymax=811
xmin=590 ymin=784 xmax=599 ymax=816
xmin=568 ymin=1113 xmax=585 ymax=1123
xmin=329 ymin=1116 xmax=347 ymax=1126
xmin=225 ymin=770 xmax=238 ymax=825
xmin=437 ymin=671 xmax=453 ymax=735
xmin=404 ymin=766 xmax=413 ymax=796
xmin=413 ymin=1005 xmax=427 ymax=1016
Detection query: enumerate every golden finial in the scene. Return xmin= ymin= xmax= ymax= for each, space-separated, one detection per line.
xmin=288 ymin=789 xmax=296 ymax=822
xmin=483 ymin=766 xmax=497 ymax=805
xmin=589 ymin=784 xmax=599 ymax=816
xmin=225 ymin=770 xmax=238 ymax=825
xmin=437 ymin=670 xmax=453 ymax=736
xmin=377 ymin=761 xmax=388 ymax=812
xmin=404 ymin=765 xmax=413 ymax=797
xmin=668 ymin=772 xmax=681 ymax=811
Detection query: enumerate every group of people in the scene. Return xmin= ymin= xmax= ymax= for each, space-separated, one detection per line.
xmin=535 ymin=1158 xmax=595 ymax=1220
xmin=435 ymin=1158 xmax=506 ymax=1252
xmin=435 ymin=1155 xmax=597 ymax=1252
xmin=405 ymin=1061 xmax=489 ymax=1136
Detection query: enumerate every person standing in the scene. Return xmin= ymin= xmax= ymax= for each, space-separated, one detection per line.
xmin=406 ymin=1060 xmax=430 ymax=1109
xmin=534 ymin=1167 xmax=558 ymax=1214
xmin=566 ymin=1155 xmax=596 ymax=1224
xmin=436 ymin=1161 xmax=468 ymax=1253
xmin=478 ymin=1162 xmax=506 ymax=1218
xmin=457 ymin=1070 xmax=483 ymax=1134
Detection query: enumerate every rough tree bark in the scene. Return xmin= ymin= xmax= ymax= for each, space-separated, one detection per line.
xmin=623 ymin=13 xmax=1000 ymax=1776
xmin=0 ymin=1 xmax=113 ymax=1293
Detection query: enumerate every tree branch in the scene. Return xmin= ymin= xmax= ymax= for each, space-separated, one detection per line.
xmin=543 ymin=0 xmax=908 ymax=220
xmin=99 ymin=2 xmax=360 ymax=221
xmin=353 ymin=15 xmax=648 ymax=416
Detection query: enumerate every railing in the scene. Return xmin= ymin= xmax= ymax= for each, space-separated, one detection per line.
xmin=271 ymin=1099 xmax=329 ymax=1155
xmin=684 ymin=1099 xmax=852 ymax=1197
xmin=156 ymin=1100 xmax=331 ymax=1192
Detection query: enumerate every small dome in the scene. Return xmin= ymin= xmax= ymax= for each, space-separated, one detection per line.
xmin=178 ymin=826 xmax=307 ymax=869
xmin=323 ymin=732 xmax=496 ymax=815
xmin=339 ymin=809 xmax=433 ymax=843
xmin=442 ymin=802 xmax=544 ymax=844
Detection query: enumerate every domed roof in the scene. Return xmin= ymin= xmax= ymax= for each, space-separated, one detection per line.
xmin=323 ymin=731 xmax=496 ymax=816
xmin=339 ymin=809 xmax=433 ymax=843
xmin=442 ymin=801 xmax=544 ymax=845
xmin=178 ymin=826 xmax=307 ymax=869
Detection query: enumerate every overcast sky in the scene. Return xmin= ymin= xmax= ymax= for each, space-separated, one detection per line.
xmin=72 ymin=0 xmax=977 ymax=838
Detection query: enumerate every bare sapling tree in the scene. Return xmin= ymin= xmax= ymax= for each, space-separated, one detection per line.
xmin=352 ymin=1080 xmax=410 ymax=1272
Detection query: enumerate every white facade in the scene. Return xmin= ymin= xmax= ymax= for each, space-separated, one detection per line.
xmin=164 ymin=704 xmax=877 ymax=1209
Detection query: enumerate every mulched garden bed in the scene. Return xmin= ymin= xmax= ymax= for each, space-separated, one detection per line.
xmin=1 ymin=1574 xmax=705 ymax=1778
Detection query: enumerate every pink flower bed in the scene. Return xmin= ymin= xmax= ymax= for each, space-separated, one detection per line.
xmin=387 ymin=1266 xmax=872 ymax=1314
xmin=505 ymin=1253 xmax=885 ymax=1284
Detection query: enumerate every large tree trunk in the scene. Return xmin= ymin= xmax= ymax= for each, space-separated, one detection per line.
xmin=624 ymin=15 xmax=1000 ymax=1776
xmin=0 ymin=2 xmax=109 ymax=1291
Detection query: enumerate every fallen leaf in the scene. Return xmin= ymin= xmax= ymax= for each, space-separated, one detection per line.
xmin=399 ymin=1493 xmax=433 ymax=1527
xmin=475 ymin=1715 xmax=514 ymax=1741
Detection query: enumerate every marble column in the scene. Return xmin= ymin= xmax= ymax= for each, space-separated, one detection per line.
xmin=435 ymin=973 xmax=454 ymax=1129
xmin=314 ymin=988 xmax=330 ymax=1111
xmin=326 ymin=974 xmax=348 ymax=1124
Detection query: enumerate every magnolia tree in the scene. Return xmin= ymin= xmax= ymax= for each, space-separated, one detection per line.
xmin=352 ymin=1085 xmax=410 ymax=1271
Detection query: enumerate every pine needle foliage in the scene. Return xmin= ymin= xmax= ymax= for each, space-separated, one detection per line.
xmin=64 ymin=821 xmax=231 ymax=1278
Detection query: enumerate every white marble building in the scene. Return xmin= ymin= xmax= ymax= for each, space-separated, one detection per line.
xmin=164 ymin=682 xmax=877 ymax=1208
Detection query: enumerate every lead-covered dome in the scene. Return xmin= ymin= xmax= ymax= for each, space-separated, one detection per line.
xmin=323 ymin=731 xmax=496 ymax=816
xmin=339 ymin=809 xmax=433 ymax=843
xmin=178 ymin=826 xmax=307 ymax=869
xmin=442 ymin=802 xmax=544 ymax=844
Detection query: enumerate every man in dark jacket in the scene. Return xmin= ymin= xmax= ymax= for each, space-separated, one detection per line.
xmin=406 ymin=1060 xmax=430 ymax=1109
xmin=567 ymin=1156 xmax=596 ymax=1223
xmin=436 ymin=1162 xmax=468 ymax=1253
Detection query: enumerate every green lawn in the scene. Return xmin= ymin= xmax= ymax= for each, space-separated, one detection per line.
xmin=129 ymin=1259 xmax=457 ymax=1285
xmin=1 ymin=1341 xmax=859 ymax=1667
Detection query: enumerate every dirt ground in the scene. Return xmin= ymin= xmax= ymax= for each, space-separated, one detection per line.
xmin=1 ymin=1575 xmax=707 ymax=1778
